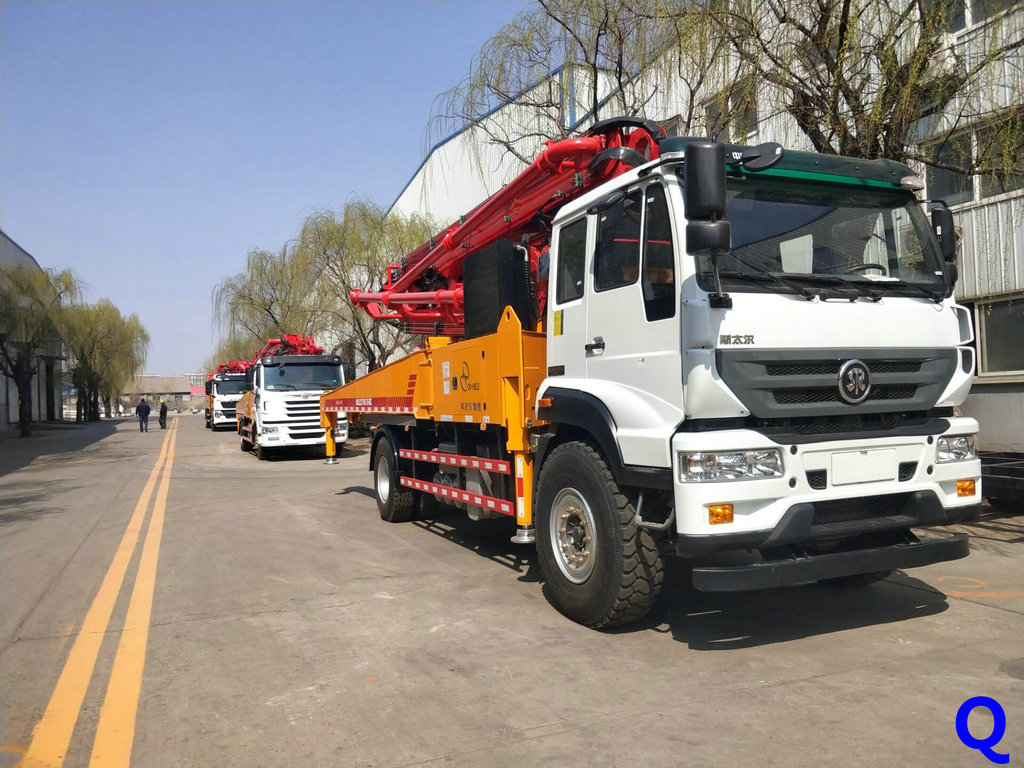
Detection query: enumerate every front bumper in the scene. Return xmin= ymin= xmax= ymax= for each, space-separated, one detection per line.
xmin=691 ymin=530 xmax=969 ymax=591
xmin=670 ymin=418 xmax=981 ymax=588
xmin=671 ymin=418 xmax=981 ymax=543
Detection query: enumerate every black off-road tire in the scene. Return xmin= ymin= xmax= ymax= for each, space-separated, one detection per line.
xmin=536 ymin=441 xmax=663 ymax=629
xmin=374 ymin=436 xmax=417 ymax=523
xmin=821 ymin=570 xmax=893 ymax=587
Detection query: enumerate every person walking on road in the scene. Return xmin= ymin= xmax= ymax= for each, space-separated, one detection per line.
xmin=135 ymin=398 xmax=151 ymax=432
xmin=158 ymin=400 xmax=168 ymax=429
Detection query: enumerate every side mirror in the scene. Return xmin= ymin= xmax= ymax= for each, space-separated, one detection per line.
xmin=686 ymin=220 xmax=731 ymax=253
xmin=684 ymin=141 xmax=727 ymax=220
xmin=942 ymin=261 xmax=959 ymax=295
xmin=931 ymin=207 xmax=957 ymax=261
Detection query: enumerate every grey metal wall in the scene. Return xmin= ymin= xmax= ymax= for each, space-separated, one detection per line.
xmin=956 ymin=194 xmax=1024 ymax=302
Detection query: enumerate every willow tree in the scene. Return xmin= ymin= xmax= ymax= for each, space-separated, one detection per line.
xmin=302 ymin=202 xmax=435 ymax=372
xmin=212 ymin=241 xmax=327 ymax=350
xmin=0 ymin=265 xmax=78 ymax=436
xmin=426 ymin=0 xmax=714 ymax=165
xmin=63 ymin=300 xmax=149 ymax=421
xmin=717 ymin=0 xmax=1024 ymax=177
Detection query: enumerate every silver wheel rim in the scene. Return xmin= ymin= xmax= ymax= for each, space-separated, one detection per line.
xmin=376 ymin=455 xmax=391 ymax=504
xmin=550 ymin=487 xmax=597 ymax=584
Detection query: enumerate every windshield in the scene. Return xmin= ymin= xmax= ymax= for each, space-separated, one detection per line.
xmin=695 ymin=177 xmax=946 ymax=297
xmin=213 ymin=380 xmax=248 ymax=396
xmin=263 ymin=362 xmax=341 ymax=391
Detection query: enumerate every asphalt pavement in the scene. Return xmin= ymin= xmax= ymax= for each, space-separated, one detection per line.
xmin=1 ymin=414 xmax=1021 ymax=767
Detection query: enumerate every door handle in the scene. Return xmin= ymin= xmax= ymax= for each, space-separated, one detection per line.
xmin=585 ymin=337 xmax=605 ymax=353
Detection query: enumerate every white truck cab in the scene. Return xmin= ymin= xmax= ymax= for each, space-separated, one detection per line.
xmin=536 ymin=138 xmax=979 ymax=595
xmin=205 ymin=373 xmax=248 ymax=430
xmin=239 ymin=353 xmax=347 ymax=459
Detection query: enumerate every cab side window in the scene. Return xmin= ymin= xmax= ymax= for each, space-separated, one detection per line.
xmin=595 ymin=190 xmax=642 ymax=292
xmin=642 ymin=184 xmax=676 ymax=321
xmin=556 ymin=217 xmax=588 ymax=303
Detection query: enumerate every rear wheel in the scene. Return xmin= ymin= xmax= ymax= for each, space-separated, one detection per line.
xmin=536 ymin=441 xmax=663 ymax=629
xmin=374 ymin=434 xmax=416 ymax=522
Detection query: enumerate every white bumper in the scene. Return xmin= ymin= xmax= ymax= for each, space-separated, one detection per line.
xmin=671 ymin=417 xmax=982 ymax=539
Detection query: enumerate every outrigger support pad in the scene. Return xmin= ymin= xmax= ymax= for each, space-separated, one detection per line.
xmin=511 ymin=526 xmax=537 ymax=545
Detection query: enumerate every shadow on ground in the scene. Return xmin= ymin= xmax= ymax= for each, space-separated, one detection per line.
xmin=403 ymin=505 xmax=953 ymax=648
xmin=248 ymin=441 xmax=370 ymax=462
xmin=0 ymin=421 xmax=119 ymax=479
xmin=615 ymin=560 xmax=950 ymax=649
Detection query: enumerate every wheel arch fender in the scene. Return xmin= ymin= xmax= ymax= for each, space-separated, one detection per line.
xmin=536 ymin=388 xmax=673 ymax=492
xmin=536 ymin=388 xmax=626 ymax=487
xmin=369 ymin=427 xmax=397 ymax=474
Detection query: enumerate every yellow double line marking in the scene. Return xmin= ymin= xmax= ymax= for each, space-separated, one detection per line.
xmin=21 ymin=419 xmax=179 ymax=768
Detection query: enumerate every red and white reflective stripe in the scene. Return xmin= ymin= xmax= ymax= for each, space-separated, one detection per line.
xmin=399 ymin=449 xmax=510 ymax=474
xmin=515 ymin=456 xmax=525 ymax=520
xmin=399 ymin=476 xmax=514 ymax=516
xmin=323 ymin=396 xmax=413 ymax=413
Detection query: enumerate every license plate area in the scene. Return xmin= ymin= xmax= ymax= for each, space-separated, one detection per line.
xmin=831 ymin=449 xmax=897 ymax=486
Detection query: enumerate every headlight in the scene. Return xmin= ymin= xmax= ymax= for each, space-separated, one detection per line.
xmin=677 ymin=449 xmax=784 ymax=482
xmin=936 ymin=434 xmax=976 ymax=463
xmin=214 ymin=410 xmax=224 ymax=418
xmin=333 ymin=425 xmax=347 ymax=437
xmin=263 ymin=425 xmax=279 ymax=434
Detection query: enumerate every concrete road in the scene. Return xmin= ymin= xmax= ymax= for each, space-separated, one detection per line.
xmin=1 ymin=414 xmax=1021 ymax=767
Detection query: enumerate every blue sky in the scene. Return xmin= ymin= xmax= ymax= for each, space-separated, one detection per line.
xmin=1 ymin=0 xmax=530 ymax=374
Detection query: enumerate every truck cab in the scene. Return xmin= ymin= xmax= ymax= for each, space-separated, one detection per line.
xmin=538 ymin=138 xmax=979 ymax=594
xmin=238 ymin=353 xmax=347 ymax=459
xmin=205 ymin=373 xmax=248 ymax=430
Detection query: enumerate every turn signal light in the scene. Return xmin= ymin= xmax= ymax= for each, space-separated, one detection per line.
xmin=708 ymin=504 xmax=734 ymax=524
xmin=956 ymin=479 xmax=976 ymax=497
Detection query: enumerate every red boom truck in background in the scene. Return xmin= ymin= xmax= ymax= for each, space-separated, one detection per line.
xmin=236 ymin=335 xmax=347 ymax=460
xmin=205 ymin=360 xmax=249 ymax=430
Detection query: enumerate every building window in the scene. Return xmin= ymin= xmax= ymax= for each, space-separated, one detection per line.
xmin=925 ymin=0 xmax=966 ymax=31
xmin=977 ymin=121 xmax=1024 ymax=198
xmin=926 ymin=134 xmax=973 ymax=206
xmin=976 ymin=297 xmax=1024 ymax=374
xmin=704 ymin=87 xmax=758 ymax=143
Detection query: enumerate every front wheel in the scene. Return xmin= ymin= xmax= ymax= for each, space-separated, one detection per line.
xmin=536 ymin=441 xmax=663 ymax=629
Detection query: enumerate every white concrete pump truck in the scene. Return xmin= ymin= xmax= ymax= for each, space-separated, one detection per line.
xmin=237 ymin=335 xmax=347 ymax=460
xmin=320 ymin=118 xmax=981 ymax=628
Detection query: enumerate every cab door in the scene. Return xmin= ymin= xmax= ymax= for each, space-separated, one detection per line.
xmin=584 ymin=181 xmax=683 ymax=466
xmin=545 ymin=215 xmax=591 ymax=381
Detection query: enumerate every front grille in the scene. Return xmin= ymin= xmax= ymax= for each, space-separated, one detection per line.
xmin=285 ymin=398 xmax=322 ymax=418
xmin=765 ymin=360 xmax=922 ymax=376
xmin=806 ymin=470 xmax=827 ymax=490
xmin=812 ymin=494 xmax=909 ymax=526
xmin=773 ymin=385 xmax=918 ymax=405
xmin=717 ymin=348 xmax=958 ymax=419
xmin=898 ymin=461 xmax=917 ymax=482
xmin=287 ymin=428 xmax=324 ymax=439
